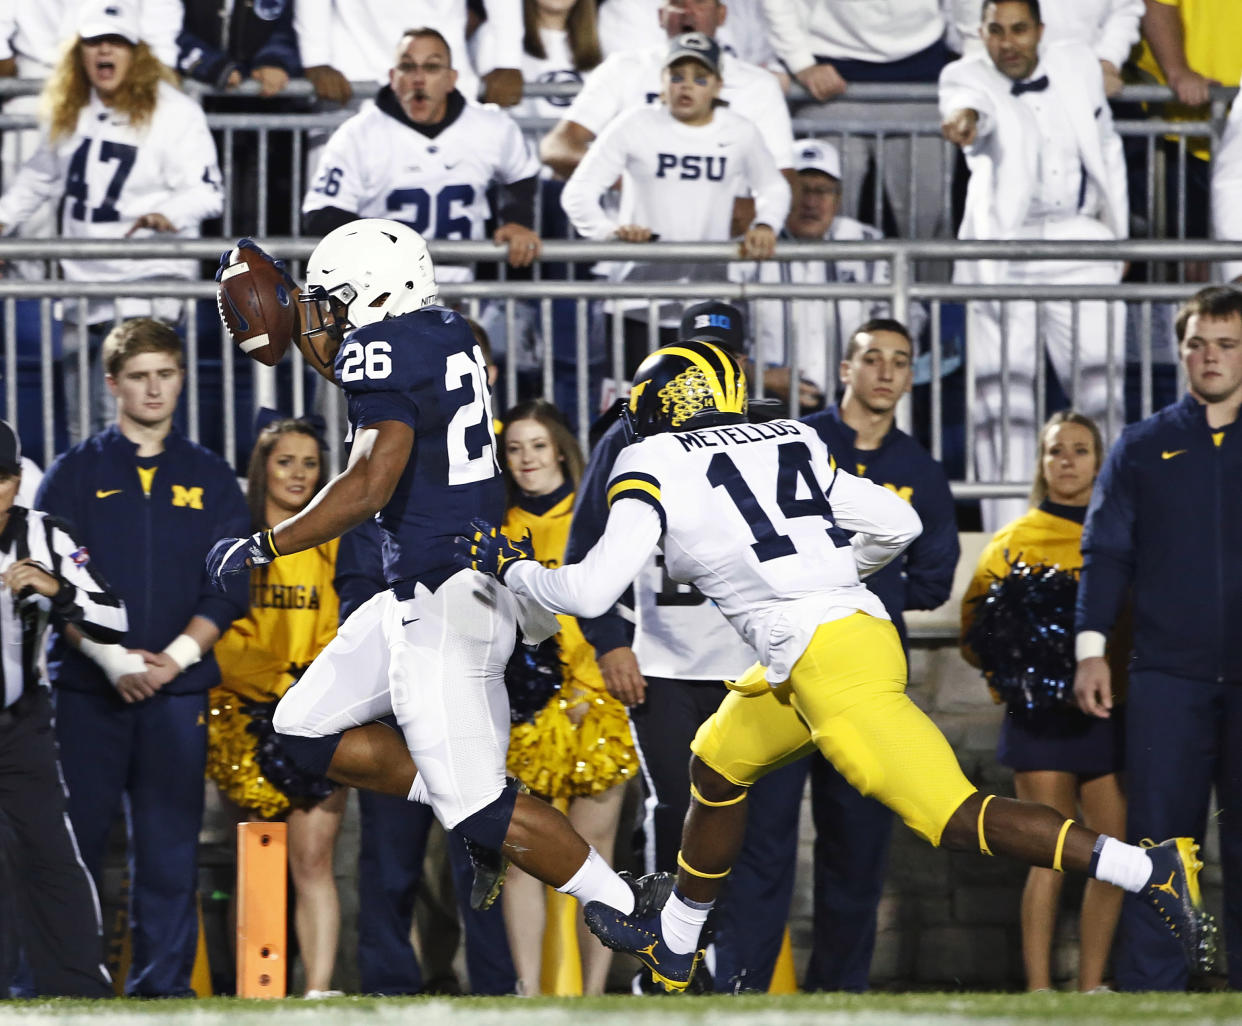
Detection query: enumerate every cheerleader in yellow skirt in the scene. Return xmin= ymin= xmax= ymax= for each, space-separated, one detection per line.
xmin=499 ymin=400 xmax=637 ymax=996
xmin=206 ymin=417 xmax=344 ymax=996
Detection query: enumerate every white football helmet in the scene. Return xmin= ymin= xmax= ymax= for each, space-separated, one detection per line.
xmin=299 ymin=218 xmax=439 ymax=368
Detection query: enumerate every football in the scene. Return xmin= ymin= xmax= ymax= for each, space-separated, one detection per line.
xmin=216 ymin=244 xmax=299 ymax=367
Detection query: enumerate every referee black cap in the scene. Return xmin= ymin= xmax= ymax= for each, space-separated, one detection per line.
xmin=0 ymin=420 xmax=20 ymax=476
xmin=680 ymin=301 xmax=746 ymax=356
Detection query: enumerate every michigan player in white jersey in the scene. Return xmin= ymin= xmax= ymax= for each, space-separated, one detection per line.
xmin=209 ymin=219 xmax=672 ymax=940
xmin=459 ymin=340 xmax=1218 ymax=991
xmin=302 ymin=27 xmax=541 ymax=277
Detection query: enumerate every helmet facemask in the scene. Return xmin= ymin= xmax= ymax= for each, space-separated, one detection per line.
xmin=297 ymin=282 xmax=355 ymax=373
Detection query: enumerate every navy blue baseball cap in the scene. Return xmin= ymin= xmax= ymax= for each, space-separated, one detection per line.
xmin=680 ymin=301 xmax=746 ymax=355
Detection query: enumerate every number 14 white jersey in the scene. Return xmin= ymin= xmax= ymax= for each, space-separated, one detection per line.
xmin=509 ymin=418 xmax=923 ymax=681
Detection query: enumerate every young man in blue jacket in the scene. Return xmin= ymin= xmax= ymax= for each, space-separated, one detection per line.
xmin=1075 ymin=285 xmax=1242 ymax=992
xmin=786 ymin=317 xmax=959 ymax=991
xmin=35 ymin=318 xmax=249 ymax=997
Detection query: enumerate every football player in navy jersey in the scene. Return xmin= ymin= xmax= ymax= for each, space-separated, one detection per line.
xmin=208 ymin=219 xmax=665 ymax=928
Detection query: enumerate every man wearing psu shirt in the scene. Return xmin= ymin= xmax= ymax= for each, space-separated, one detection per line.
xmin=0 ymin=418 xmax=128 ymax=998
xmin=302 ymin=26 xmax=542 ymax=274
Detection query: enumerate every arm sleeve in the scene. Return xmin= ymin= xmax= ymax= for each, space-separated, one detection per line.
xmin=33 ymin=456 xmax=83 ymax=537
xmin=750 ymin=73 xmax=795 ymax=169
xmin=746 ymin=126 xmax=792 ymax=229
xmin=157 ymin=102 xmax=224 ymax=229
xmin=141 ymin=0 xmax=184 ymax=68
xmin=495 ymin=175 xmax=537 ymax=228
xmin=1095 ymin=0 xmax=1144 ymax=67
xmin=480 ymin=0 xmax=524 ymax=68
xmin=0 ymin=137 xmax=65 ymax=231
xmin=304 ymin=205 xmax=359 ymax=237
xmin=42 ymin=517 xmax=129 ymax=642
xmin=563 ymin=56 xmax=623 ymax=136
xmin=193 ymin=472 xmax=252 ymax=631
xmin=1092 ymin=66 xmax=1129 ymax=239
xmin=826 ymin=469 xmax=924 ymax=578
xmin=902 ymin=464 xmax=960 ymax=611
xmin=303 ymin=121 xmax=368 ymax=217
xmin=565 ymin=424 xmax=636 ymax=653
xmin=561 ymin=117 xmax=629 ymax=240
xmin=505 ymin=498 xmax=662 ymax=619
xmin=938 ymin=63 xmax=996 ymax=147
xmin=494 ymin=117 xmax=542 ymax=186
xmin=176 ymin=29 xmax=232 ymax=84
xmin=1214 ymin=98 xmax=1242 ymax=281
xmin=0 ymin=4 xmax=16 ymax=61
xmin=760 ymin=0 xmax=815 ymax=73
xmin=251 ymin=7 xmax=303 ymax=76
xmin=1075 ymin=440 xmax=1135 ymax=636
xmin=959 ymin=534 xmax=1006 ymax=663
xmin=293 ymin=0 xmax=332 ymax=69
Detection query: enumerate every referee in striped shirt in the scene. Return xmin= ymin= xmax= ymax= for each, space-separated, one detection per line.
xmin=0 ymin=419 xmax=127 ymax=997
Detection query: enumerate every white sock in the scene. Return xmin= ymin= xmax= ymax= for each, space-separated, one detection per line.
xmin=556 ymin=847 xmax=634 ymax=915
xmin=407 ymin=773 xmax=430 ymax=805
xmin=1093 ymin=837 xmax=1156 ymax=892
xmin=660 ymin=889 xmax=712 ymax=955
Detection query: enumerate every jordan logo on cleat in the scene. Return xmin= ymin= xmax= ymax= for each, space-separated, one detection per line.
xmin=638 ymin=941 xmax=659 ymax=964
xmin=1155 ymin=872 xmax=1179 ymax=898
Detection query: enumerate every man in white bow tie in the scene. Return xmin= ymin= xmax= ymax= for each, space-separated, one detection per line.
xmin=940 ymin=0 xmax=1128 ymax=531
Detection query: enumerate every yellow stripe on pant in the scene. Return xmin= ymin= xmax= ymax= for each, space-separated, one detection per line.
xmin=691 ymin=612 xmax=977 ymax=846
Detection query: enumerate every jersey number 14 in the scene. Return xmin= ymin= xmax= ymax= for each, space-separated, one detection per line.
xmin=708 ymin=441 xmax=850 ymax=562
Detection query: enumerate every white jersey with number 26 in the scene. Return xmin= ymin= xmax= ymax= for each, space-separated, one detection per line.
xmin=506 ymin=418 xmax=923 ymax=682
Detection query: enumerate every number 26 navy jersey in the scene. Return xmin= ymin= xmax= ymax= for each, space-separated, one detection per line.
xmin=336 ymin=305 xmax=503 ymax=595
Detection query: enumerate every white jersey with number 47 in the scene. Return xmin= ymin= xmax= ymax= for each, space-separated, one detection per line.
xmin=506 ymin=418 xmax=923 ymax=681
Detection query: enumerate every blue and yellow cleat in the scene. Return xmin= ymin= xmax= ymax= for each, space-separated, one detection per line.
xmin=1140 ymin=837 xmax=1219 ymax=974
xmin=584 ymin=873 xmax=702 ymax=993
xmin=462 ymin=777 xmax=529 ymax=911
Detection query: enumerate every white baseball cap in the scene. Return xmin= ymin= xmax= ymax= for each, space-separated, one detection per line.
xmin=792 ymin=138 xmax=842 ymax=180
xmin=78 ymin=1 xmax=141 ymax=44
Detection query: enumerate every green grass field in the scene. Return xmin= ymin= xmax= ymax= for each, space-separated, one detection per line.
xmin=4 ymin=992 xmax=1242 ymax=1026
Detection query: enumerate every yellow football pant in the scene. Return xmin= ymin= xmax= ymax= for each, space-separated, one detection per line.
xmin=691 ymin=612 xmax=977 ymax=846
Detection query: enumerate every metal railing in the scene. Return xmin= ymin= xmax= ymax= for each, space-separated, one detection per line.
xmin=0 ymin=236 xmax=1234 ymax=494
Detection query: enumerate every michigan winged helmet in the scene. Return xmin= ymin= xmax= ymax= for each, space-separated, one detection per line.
xmin=623 ymin=340 xmax=748 ymax=438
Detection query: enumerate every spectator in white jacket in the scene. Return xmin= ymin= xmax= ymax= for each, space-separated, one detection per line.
xmin=0 ymin=0 xmax=221 ymax=441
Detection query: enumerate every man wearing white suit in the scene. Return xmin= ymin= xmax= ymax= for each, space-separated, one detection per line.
xmin=940 ymin=0 xmax=1128 ymax=530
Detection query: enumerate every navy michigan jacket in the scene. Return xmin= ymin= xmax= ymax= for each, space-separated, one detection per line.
xmin=802 ymin=405 xmax=959 ymax=642
xmin=1077 ymin=394 xmax=1242 ymax=684
xmin=35 ymin=425 xmax=250 ymax=697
